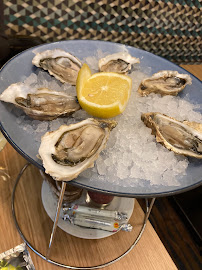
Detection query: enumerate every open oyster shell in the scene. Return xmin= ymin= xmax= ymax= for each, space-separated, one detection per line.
xmin=98 ymin=52 xmax=140 ymax=73
xmin=138 ymin=70 xmax=192 ymax=96
xmin=0 ymin=82 xmax=81 ymax=120
xmin=39 ymin=118 xmax=117 ymax=181
xmin=141 ymin=112 xmax=202 ymax=159
xmin=32 ymin=49 xmax=82 ymax=85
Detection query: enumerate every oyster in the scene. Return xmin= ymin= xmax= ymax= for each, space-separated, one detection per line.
xmin=141 ymin=112 xmax=202 ymax=159
xmin=32 ymin=49 xmax=82 ymax=85
xmin=0 ymin=82 xmax=81 ymax=120
xmin=39 ymin=118 xmax=117 ymax=181
xmin=138 ymin=70 xmax=192 ymax=96
xmin=98 ymin=52 xmax=140 ymax=73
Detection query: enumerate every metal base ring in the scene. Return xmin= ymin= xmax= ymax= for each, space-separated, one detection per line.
xmin=11 ymin=163 xmax=156 ymax=269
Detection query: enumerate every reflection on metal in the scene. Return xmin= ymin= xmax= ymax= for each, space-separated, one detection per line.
xmin=11 ymin=163 xmax=156 ymax=269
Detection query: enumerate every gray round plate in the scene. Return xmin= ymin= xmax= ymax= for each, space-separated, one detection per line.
xmin=0 ymin=40 xmax=201 ymax=197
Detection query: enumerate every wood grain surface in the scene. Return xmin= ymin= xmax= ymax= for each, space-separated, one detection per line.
xmin=1 ymin=64 xmax=201 ymax=270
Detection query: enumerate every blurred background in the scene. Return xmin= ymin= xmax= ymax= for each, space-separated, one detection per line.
xmin=0 ymin=1 xmax=201 ymax=269
xmin=0 ymin=0 xmax=201 ymax=64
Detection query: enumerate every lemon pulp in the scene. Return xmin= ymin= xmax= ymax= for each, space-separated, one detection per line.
xmin=76 ymin=64 xmax=132 ymax=118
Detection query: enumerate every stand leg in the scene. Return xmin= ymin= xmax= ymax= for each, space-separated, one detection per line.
xmin=145 ymin=198 xmax=156 ymax=223
xmin=46 ymin=181 xmax=67 ymax=260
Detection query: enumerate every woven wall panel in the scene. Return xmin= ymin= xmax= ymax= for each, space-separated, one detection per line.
xmin=3 ymin=0 xmax=202 ymax=64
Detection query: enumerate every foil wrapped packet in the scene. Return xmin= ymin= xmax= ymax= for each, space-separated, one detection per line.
xmin=63 ymin=204 xmax=128 ymax=221
xmin=0 ymin=243 xmax=35 ymax=270
xmin=63 ymin=204 xmax=132 ymax=232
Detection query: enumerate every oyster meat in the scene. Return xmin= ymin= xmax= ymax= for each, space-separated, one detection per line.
xmin=39 ymin=118 xmax=117 ymax=181
xmin=0 ymin=82 xmax=81 ymax=120
xmin=138 ymin=70 xmax=192 ymax=96
xmin=32 ymin=49 xmax=82 ymax=85
xmin=98 ymin=52 xmax=140 ymax=73
xmin=141 ymin=112 xmax=202 ymax=159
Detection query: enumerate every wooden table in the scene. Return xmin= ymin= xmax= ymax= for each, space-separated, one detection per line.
xmin=0 ymin=65 xmax=201 ymax=270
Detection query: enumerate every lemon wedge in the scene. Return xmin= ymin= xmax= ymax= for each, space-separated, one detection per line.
xmin=76 ymin=64 xmax=132 ymax=118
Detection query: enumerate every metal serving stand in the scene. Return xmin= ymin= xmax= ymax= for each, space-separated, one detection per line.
xmin=1 ymin=40 xmax=201 ymax=269
xmin=11 ymin=162 xmax=155 ymax=269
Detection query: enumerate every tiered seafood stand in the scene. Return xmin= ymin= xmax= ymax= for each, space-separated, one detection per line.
xmin=0 ymin=40 xmax=201 ymax=269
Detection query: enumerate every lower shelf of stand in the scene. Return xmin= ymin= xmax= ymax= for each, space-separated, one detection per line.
xmin=41 ymin=180 xmax=135 ymax=239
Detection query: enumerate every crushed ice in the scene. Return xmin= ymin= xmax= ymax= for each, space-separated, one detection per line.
xmin=6 ymin=52 xmax=202 ymax=187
